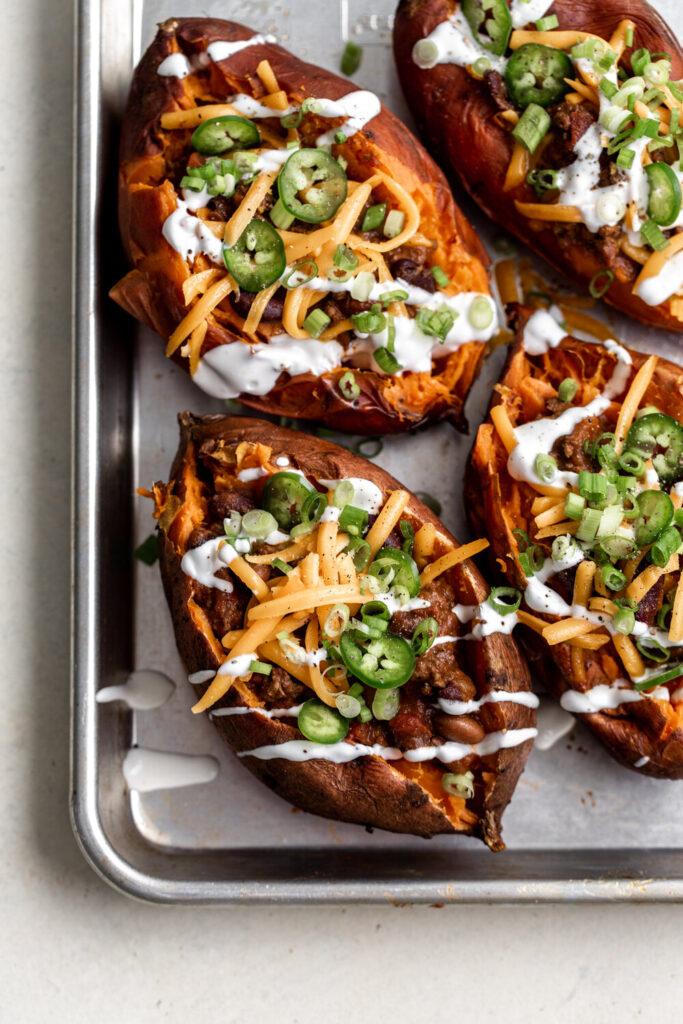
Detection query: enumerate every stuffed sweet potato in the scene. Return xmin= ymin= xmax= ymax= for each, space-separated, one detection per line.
xmin=151 ymin=414 xmax=537 ymax=848
xmin=110 ymin=17 xmax=498 ymax=434
xmin=466 ymin=306 xmax=683 ymax=776
xmin=394 ymin=0 xmax=683 ymax=331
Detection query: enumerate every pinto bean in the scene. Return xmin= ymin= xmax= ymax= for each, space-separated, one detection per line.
xmin=434 ymin=713 xmax=485 ymax=744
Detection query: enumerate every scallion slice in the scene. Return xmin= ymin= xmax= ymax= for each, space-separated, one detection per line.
xmin=650 ymin=525 xmax=682 ymax=567
xmin=338 ymin=504 xmax=368 ymax=537
xmin=431 ymin=265 xmax=450 ymax=288
xmin=361 ymin=203 xmax=387 ymax=233
xmin=636 ymin=636 xmax=670 ymax=663
xmin=589 ymin=269 xmax=614 ymax=299
xmin=338 ymin=370 xmax=360 ymax=401
xmin=558 ymin=378 xmax=578 ymax=402
xmin=333 ymin=244 xmax=359 ymax=272
xmin=601 ymin=563 xmax=627 ymax=591
xmin=282 ymin=260 xmax=318 ymax=289
xmin=341 ymin=41 xmax=363 ymax=76
xmin=613 ymin=606 xmax=635 ymax=635
xmin=535 ymin=13 xmax=559 ymax=31
xmin=489 ymin=586 xmax=521 ymax=616
xmin=412 ymin=617 xmax=439 ymax=656
xmin=303 ymin=308 xmax=331 ymax=338
xmin=242 ymin=509 xmax=278 ymax=538
xmin=383 ymin=210 xmax=405 ymax=238
xmin=578 ymin=471 xmax=608 ymax=502
xmin=564 ymin=492 xmax=586 ymax=520
xmin=534 ymin=453 xmax=557 ymax=483
xmin=576 ymin=507 xmax=603 ymax=543
xmin=512 ymin=103 xmax=551 ymax=154
xmin=640 ymin=218 xmax=671 ymax=252
xmin=249 ymin=660 xmax=272 ymax=675
xmin=374 ymin=347 xmax=402 ymax=374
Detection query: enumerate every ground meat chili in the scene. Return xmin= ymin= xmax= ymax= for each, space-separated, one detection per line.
xmin=551 ymin=416 xmax=607 ymax=473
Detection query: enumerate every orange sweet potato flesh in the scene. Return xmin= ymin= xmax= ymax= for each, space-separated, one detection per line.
xmin=111 ymin=17 xmax=494 ymax=434
xmin=393 ymin=0 xmax=683 ymax=331
xmin=465 ymin=330 xmax=683 ymax=777
xmin=155 ymin=415 xmax=535 ymax=848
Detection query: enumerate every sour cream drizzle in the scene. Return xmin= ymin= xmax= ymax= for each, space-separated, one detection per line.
xmin=211 ymin=703 xmax=305 ymax=719
xmin=157 ymin=53 xmax=192 ymax=78
xmin=96 ymin=670 xmax=175 ymax=710
xmin=412 ymin=7 xmax=506 ymax=73
xmin=509 ymin=0 xmax=554 ymax=29
xmin=238 ymin=727 xmax=537 ymax=764
xmin=452 ymin=598 xmax=519 ymax=638
xmin=123 ymin=748 xmax=219 ymax=792
xmin=560 ymin=680 xmax=669 ymax=714
xmin=508 ymin=339 xmax=632 ymax=490
xmin=206 ymin=34 xmax=276 ymax=62
xmin=438 ymin=690 xmax=540 ymax=715
xmin=193 ymin=336 xmax=345 ymax=399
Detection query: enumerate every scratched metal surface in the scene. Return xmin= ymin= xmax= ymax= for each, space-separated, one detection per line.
xmin=71 ymin=0 xmax=683 ymax=902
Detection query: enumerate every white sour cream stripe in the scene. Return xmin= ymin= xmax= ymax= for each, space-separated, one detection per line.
xmin=157 ymin=53 xmax=192 ymax=78
xmin=318 ymin=477 xmax=384 ymax=514
xmin=438 ymin=691 xmax=540 ymax=715
xmin=238 ymin=727 xmax=538 ymax=763
xmin=412 ymin=7 xmax=507 ymax=73
xmin=560 ymin=680 xmax=670 ymax=714
xmin=508 ymin=340 xmax=632 ymax=489
xmin=206 ymin=34 xmax=277 ymax=62
xmin=509 ymin=0 xmax=555 ymax=29
xmin=452 ymin=599 xmax=518 ymax=638
xmin=211 ymin=703 xmax=305 ymax=719
xmin=193 ymin=336 xmax=345 ymax=399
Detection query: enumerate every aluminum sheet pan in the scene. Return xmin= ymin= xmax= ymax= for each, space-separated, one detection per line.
xmin=72 ymin=0 xmax=683 ymax=902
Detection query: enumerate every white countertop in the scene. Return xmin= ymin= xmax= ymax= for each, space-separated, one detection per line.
xmin=2 ymin=0 xmax=683 ymax=1018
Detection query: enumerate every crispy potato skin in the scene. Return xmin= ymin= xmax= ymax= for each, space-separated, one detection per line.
xmin=465 ymin=335 xmax=683 ymax=778
xmin=157 ymin=414 xmax=535 ymax=847
xmin=112 ymin=17 xmax=492 ymax=434
xmin=394 ymin=0 xmax=683 ymax=332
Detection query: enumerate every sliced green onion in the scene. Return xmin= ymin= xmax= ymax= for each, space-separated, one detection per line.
xmin=431 ymin=265 xmax=450 ymax=288
xmin=512 ymin=103 xmax=551 ymax=153
xmin=634 ymin=663 xmax=683 ymax=691
xmin=626 ymin=26 xmax=634 ymax=47
xmin=412 ymin=617 xmax=439 ymax=656
xmin=601 ymin=563 xmax=627 ymax=591
xmin=558 ymin=378 xmax=578 ymax=402
xmin=578 ymin=471 xmax=607 ymax=502
xmin=564 ymin=492 xmax=586 ymax=520
xmin=333 ymin=244 xmax=358 ymax=272
xmin=358 ymin=706 xmax=373 ymax=722
xmin=338 ymin=370 xmax=360 ymax=401
xmin=551 ymin=535 xmax=578 ymax=563
xmin=589 ymin=269 xmax=614 ymax=299
xmin=650 ymin=526 xmax=681 ymax=567
xmin=341 ymin=41 xmax=363 ymax=76
xmin=598 ymin=535 xmax=637 ymax=560
xmin=618 ymin=450 xmax=645 ymax=475
xmin=249 ymin=660 xmax=272 ymax=675
xmin=596 ymin=504 xmax=624 ymax=537
xmin=469 ymin=296 xmax=494 ymax=330
xmin=442 ymin=771 xmax=475 ymax=799
xmin=334 ymin=130 xmax=348 ymax=145
xmin=658 ymin=603 xmax=674 ymax=631
xmin=636 ymin=636 xmax=670 ymax=663
xmin=361 ymin=601 xmax=390 ymax=623
xmin=640 ymin=219 xmax=670 ymax=252
xmin=372 ymin=687 xmax=400 ymax=721
xmin=616 ymin=146 xmax=636 ymax=170
xmin=134 ymin=534 xmax=158 ymax=565
xmin=519 ymin=544 xmax=545 ymax=576
xmin=301 ymin=491 xmax=327 ymax=526
xmin=361 ymin=203 xmax=387 ymax=233
xmin=350 ymin=271 xmax=375 ymax=301
xmin=224 ymin=510 xmax=242 ymax=538
xmin=271 ymin=557 xmax=292 ymax=575
xmin=356 ymin=436 xmax=383 ymax=458
xmin=380 ymin=289 xmax=410 ymax=307
xmin=489 ymin=586 xmax=521 ymax=616
xmin=339 ymin=504 xmax=369 ymax=537
xmin=534 ymin=453 xmax=557 ymax=483
xmin=400 ymin=519 xmax=415 ymax=554
xmin=345 ymin=536 xmax=372 ymax=571
xmin=270 ymin=198 xmax=295 ymax=230
xmin=576 ymin=507 xmax=603 ymax=543
xmin=613 ymin=606 xmax=635 ymax=634
xmin=416 ymin=306 xmax=456 ymax=340
xmin=415 ymin=491 xmax=441 ymax=515
xmin=513 ymin=528 xmax=531 ymax=551
xmin=324 ymin=603 xmax=350 ymax=640
xmin=599 ymin=76 xmax=618 ymax=100
xmin=282 ymin=260 xmax=318 ymax=289
xmin=535 ymin=13 xmax=558 ymax=30
xmin=242 ymin=509 xmax=278 ymax=538
xmin=333 ymin=480 xmax=355 ymax=509
xmin=335 ymin=692 xmax=361 ymax=718
xmin=645 ymin=59 xmax=670 ymax=86
xmin=303 ymin=308 xmax=331 ymax=338
xmin=631 ymin=48 xmax=652 ymax=76
xmin=383 ymin=210 xmax=405 ymax=238
xmin=281 ymin=109 xmax=303 ymax=130
xmin=471 ymin=57 xmax=491 ymax=78
xmin=374 ymin=347 xmax=402 ymax=374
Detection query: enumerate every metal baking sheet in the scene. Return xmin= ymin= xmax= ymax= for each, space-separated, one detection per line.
xmin=72 ymin=0 xmax=683 ymax=902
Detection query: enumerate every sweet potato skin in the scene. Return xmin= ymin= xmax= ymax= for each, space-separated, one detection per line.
xmin=465 ymin=335 xmax=683 ymax=778
xmin=393 ymin=0 xmax=683 ymax=332
xmin=112 ymin=17 xmax=492 ymax=434
xmin=156 ymin=414 xmax=535 ymax=847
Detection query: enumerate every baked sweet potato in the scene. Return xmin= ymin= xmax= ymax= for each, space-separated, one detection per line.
xmin=110 ymin=17 xmax=498 ymax=434
xmin=466 ymin=307 xmax=683 ymax=776
xmin=152 ymin=414 xmax=536 ymax=848
xmin=394 ymin=0 xmax=683 ymax=331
